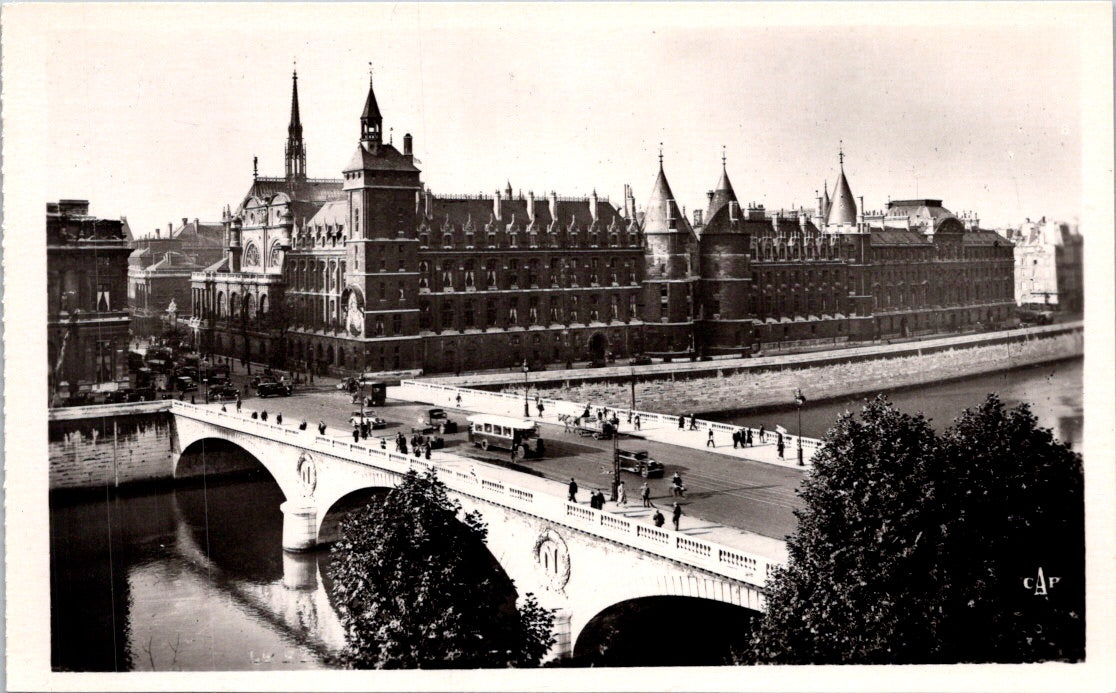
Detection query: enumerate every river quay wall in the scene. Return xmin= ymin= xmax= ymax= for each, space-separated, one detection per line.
xmin=512 ymin=330 xmax=1083 ymax=418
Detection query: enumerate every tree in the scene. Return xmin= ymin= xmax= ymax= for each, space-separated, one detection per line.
xmin=328 ymin=469 xmax=555 ymax=668
xmin=751 ymin=395 xmax=1084 ymax=664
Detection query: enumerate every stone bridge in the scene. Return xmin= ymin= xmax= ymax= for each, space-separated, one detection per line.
xmin=169 ymin=401 xmax=783 ymax=658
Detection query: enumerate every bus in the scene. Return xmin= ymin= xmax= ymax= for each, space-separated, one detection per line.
xmin=467 ymin=414 xmax=544 ymax=458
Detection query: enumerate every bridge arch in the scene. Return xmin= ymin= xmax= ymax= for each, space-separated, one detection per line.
xmin=572 ymin=593 xmax=761 ymax=666
xmin=316 ymin=486 xmax=393 ymax=544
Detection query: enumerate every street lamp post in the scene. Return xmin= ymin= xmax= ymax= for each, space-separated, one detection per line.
xmin=629 ymin=365 xmax=636 ymax=417
xmin=522 ymin=360 xmax=530 ymax=417
xmin=610 ymin=426 xmax=621 ymax=502
xmin=794 ymin=388 xmax=807 ymax=466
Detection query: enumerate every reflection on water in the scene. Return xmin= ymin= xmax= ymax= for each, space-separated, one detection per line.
xmin=50 ymin=471 xmax=345 ymax=671
xmin=718 ymin=358 xmax=1084 ymax=450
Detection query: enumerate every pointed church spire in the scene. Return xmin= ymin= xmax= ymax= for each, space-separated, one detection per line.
xmin=285 ymin=66 xmax=306 ymax=181
xmin=361 ymin=64 xmax=383 ymax=146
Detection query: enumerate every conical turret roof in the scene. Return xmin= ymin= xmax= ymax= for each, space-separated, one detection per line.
xmin=827 ymin=157 xmax=857 ymax=225
xmin=822 ymin=182 xmax=831 ymax=217
xmin=706 ymin=165 xmax=738 ymax=223
xmin=643 ymin=164 xmax=684 ymax=233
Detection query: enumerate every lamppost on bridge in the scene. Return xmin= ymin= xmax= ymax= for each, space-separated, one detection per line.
xmin=794 ymin=387 xmax=807 ymax=466
xmin=522 ymin=359 xmax=530 ymax=417
xmin=610 ymin=424 xmax=622 ymax=502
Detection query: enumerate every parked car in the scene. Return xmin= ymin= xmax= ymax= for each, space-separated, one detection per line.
xmin=337 ymin=376 xmax=359 ymax=391
xmin=617 ymin=449 xmax=665 ymax=478
xmin=256 ymin=381 xmax=292 ymax=397
xmin=128 ymin=387 xmax=156 ymax=402
xmin=209 ymin=384 xmax=240 ymax=401
xmin=628 ymin=354 xmax=652 ymax=366
xmin=349 ymin=411 xmax=388 ymax=429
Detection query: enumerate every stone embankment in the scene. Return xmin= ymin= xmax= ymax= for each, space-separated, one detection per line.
xmin=513 ymin=332 xmax=1083 ymax=417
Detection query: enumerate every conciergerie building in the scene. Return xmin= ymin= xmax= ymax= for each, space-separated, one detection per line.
xmin=190 ymin=70 xmax=1016 ymax=375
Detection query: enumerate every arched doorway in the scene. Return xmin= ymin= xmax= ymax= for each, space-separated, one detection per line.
xmin=588 ymin=333 xmax=608 ymax=364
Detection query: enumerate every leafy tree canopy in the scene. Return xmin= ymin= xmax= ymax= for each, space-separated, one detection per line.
xmin=328 ymin=469 xmax=555 ymax=669
xmin=751 ymin=395 xmax=1084 ymax=664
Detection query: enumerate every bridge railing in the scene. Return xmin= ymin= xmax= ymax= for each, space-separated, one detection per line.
xmin=396 ymin=379 xmax=824 ymax=463
xmin=171 ymin=401 xmax=780 ymax=588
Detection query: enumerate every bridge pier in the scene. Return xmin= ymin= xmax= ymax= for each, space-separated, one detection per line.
xmin=282 ymin=551 xmax=319 ymax=590
xmin=280 ymin=501 xmax=319 ymax=553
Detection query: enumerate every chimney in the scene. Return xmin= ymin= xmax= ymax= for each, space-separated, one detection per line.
xmin=857 ymin=196 xmax=864 ymax=225
xmin=527 ymin=191 xmax=536 ymax=224
xmin=193 ymin=218 xmax=199 ymax=229
xmin=425 ymin=188 xmax=433 ymax=218
xmin=622 ymin=184 xmax=631 ymax=219
xmin=155 ymin=228 xmax=161 ymax=239
xmin=168 ymin=222 xmax=173 ymax=236
xmin=693 ymin=209 xmax=703 ymax=227
xmin=182 ymin=217 xmax=188 ymax=229
xmin=549 ymin=191 xmax=558 ymax=221
xmin=493 ymin=190 xmax=502 ymax=221
xmin=706 ymin=190 xmax=715 ymax=204
xmin=589 ymin=189 xmax=598 ymax=222
xmin=403 ymin=133 xmax=413 ymax=157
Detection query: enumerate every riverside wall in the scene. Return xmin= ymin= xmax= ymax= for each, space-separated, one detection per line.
xmin=513 ymin=330 xmax=1084 ymax=418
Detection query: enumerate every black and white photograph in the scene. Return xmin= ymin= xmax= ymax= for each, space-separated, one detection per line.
xmin=3 ymin=2 xmax=1114 ymax=691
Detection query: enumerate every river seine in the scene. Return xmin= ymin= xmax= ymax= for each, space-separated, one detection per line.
xmin=49 ymin=358 xmax=1082 ymax=671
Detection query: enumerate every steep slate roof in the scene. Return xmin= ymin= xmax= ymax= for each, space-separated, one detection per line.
xmin=305 ymin=199 xmax=348 ymax=228
xmin=870 ymin=229 xmax=930 ymax=245
xmin=344 ymin=142 xmax=420 ymax=173
xmin=246 ymin=177 xmax=343 ymax=204
xmin=423 ymin=195 xmax=625 ymax=230
xmin=962 ymin=229 xmax=1013 ymax=246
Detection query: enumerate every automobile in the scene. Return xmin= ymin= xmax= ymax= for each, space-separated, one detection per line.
xmin=102 ymin=390 xmax=129 ymax=404
xmin=127 ymin=387 xmax=156 ymax=402
xmin=208 ymin=384 xmax=240 ymax=401
xmin=617 ymin=449 xmax=665 ymax=478
xmin=349 ymin=411 xmax=388 ymax=429
xmin=256 ymin=381 xmax=292 ymax=397
xmin=337 ymin=376 xmax=359 ymax=391
xmin=588 ymin=359 xmax=608 ymax=368
xmin=173 ymin=376 xmax=198 ymax=392
xmin=574 ymin=416 xmax=614 ymax=440
xmin=628 ymin=354 xmax=652 ymax=366
xmin=413 ymin=407 xmax=457 ymax=434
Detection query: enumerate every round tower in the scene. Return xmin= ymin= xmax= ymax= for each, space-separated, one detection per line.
xmin=696 ymin=159 xmax=753 ymax=354
xmin=641 ymin=154 xmax=696 ymax=357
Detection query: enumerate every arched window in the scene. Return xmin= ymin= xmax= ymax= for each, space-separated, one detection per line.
xmin=230 ymin=292 xmax=239 ymax=318
xmin=259 ymin=295 xmax=268 ymax=316
xmin=217 ymin=291 xmax=226 ymax=317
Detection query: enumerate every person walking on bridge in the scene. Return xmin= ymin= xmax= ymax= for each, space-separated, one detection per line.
xmin=653 ymin=509 xmax=665 ymax=528
xmin=235 ymin=395 xmax=242 ymax=413
xmin=672 ymin=502 xmax=684 ymax=531
xmin=617 ymin=480 xmax=627 ymax=507
xmin=706 ymin=428 xmax=715 ymax=448
xmin=640 ymin=482 xmax=651 ymax=507
xmin=567 ymin=478 xmax=579 ymax=503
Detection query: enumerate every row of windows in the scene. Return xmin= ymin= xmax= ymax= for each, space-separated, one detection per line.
xmin=193 ymin=288 xmax=270 ymax=320
xmin=418 ymin=293 xmax=640 ymax=331
xmin=417 ymin=226 xmax=640 ymax=251
xmin=419 ymin=257 xmax=640 ymax=292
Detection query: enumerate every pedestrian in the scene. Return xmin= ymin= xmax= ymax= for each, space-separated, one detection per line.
xmin=236 ymin=396 xmax=242 ymax=413
xmin=568 ymin=477 xmax=578 ymax=503
xmin=276 ymin=413 xmax=283 ymax=425
xmin=617 ymin=480 xmax=627 ymax=506
xmin=640 ymin=482 xmax=651 ymax=507
xmin=510 ymin=445 xmax=517 ymax=462
xmin=190 ymin=394 xmax=196 ymax=404
xmin=261 ymin=410 xmax=268 ymax=422
xmin=759 ymin=424 xmax=766 ymax=441
xmin=220 ymin=404 xmax=227 ymax=412
xmin=689 ymin=413 xmax=697 ymax=431
xmin=380 ymin=437 xmax=387 ymax=450
xmin=414 ymin=444 xmax=421 ymax=458
xmin=538 ymin=401 xmax=545 ymax=417
xmin=732 ymin=429 xmax=740 ymax=449
xmin=706 ymin=429 xmax=715 ymax=448
xmin=634 ymin=414 xmax=641 ymax=430
xmin=318 ymin=420 xmax=326 ymax=435
xmin=678 ymin=415 xmax=685 ymax=429
xmin=424 ymin=444 xmax=432 ymax=460
xmin=251 ymin=411 xmax=258 ymax=420
xmin=299 ymin=420 xmax=307 ymax=431
xmin=400 ymin=438 xmax=409 ymax=455
xmin=777 ymin=433 xmax=785 ymax=459
xmin=653 ymin=509 xmax=665 ymax=528
xmin=672 ymin=502 xmax=683 ymax=531
xmin=746 ymin=429 xmax=753 ymax=447
xmin=455 ymin=392 xmax=462 ymax=408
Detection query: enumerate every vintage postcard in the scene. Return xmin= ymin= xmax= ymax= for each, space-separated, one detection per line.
xmin=3 ymin=2 xmax=1114 ymax=691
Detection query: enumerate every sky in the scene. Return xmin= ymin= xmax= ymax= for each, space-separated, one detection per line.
xmin=3 ymin=3 xmax=1093 ymax=234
